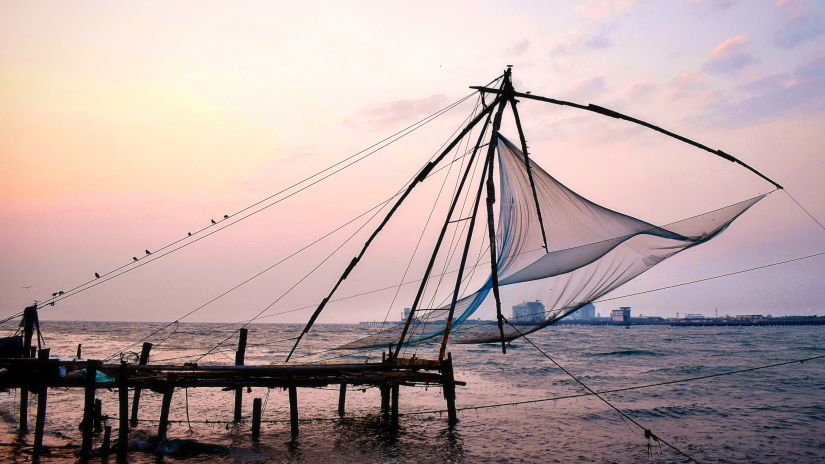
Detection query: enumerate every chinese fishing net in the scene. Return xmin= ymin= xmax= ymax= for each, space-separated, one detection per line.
xmin=339 ymin=134 xmax=764 ymax=350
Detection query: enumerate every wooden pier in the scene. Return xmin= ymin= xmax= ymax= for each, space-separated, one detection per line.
xmin=0 ymin=309 xmax=462 ymax=461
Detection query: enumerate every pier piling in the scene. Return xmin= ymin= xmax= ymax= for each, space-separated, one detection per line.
xmin=101 ymin=425 xmax=111 ymax=457
xmin=93 ymin=399 xmax=103 ymax=434
xmin=233 ymin=328 xmax=248 ymax=423
xmin=118 ymin=363 xmax=129 ymax=457
xmin=380 ymin=385 xmax=390 ymax=416
xmin=157 ymin=385 xmax=174 ymax=443
xmin=337 ymin=384 xmax=347 ymax=418
xmin=390 ymin=384 xmax=399 ymax=428
xmin=80 ymin=360 xmax=100 ymax=458
xmin=251 ymin=397 xmax=262 ymax=440
xmin=129 ymin=342 xmax=152 ymax=428
xmin=441 ymin=353 xmax=458 ymax=426
xmin=288 ymin=386 xmax=299 ymax=439
xmin=33 ymin=386 xmax=47 ymax=461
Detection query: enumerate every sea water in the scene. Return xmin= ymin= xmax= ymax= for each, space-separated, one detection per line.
xmin=1 ymin=322 xmax=823 ymax=463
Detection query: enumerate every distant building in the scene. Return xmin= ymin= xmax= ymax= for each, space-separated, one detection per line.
xmin=685 ymin=313 xmax=705 ymax=320
xmin=570 ymin=303 xmax=596 ymax=319
xmin=512 ymin=301 xmax=545 ymax=323
xmin=611 ymin=307 xmax=631 ymax=324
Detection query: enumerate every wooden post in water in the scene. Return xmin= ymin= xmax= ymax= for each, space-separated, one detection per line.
xmin=380 ymin=385 xmax=390 ymax=416
xmin=76 ymin=343 xmax=82 ymax=359
xmin=101 ymin=426 xmax=111 ymax=457
xmin=233 ymin=328 xmax=248 ymax=423
xmin=390 ymin=384 xmax=399 ymax=428
xmin=118 ymin=363 xmax=129 ymax=458
xmin=441 ymin=353 xmax=458 ymax=426
xmin=251 ymin=398 xmax=262 ymax=440
xmin=80 ymin=359 xmax=100 ymax=458
xmin=288 ymin=386 xmax=299 ymax=439
xmin=337 ymin=384 xmax=347 ymax=418
xmin=157 ymin=385 xmax=174 ymax=443
xmin=129 ymin=342 xmax=152 ymax=427
xmin=33 ymin=349 xmax=49 ymax=461
xmin=19 ymin=305 xmax=38 ymax=434
xmin=93 ymin=399 xmax=103 ymax=434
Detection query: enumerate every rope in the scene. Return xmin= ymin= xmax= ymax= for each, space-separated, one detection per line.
xmin=504 ymin=319 xmax=703 ymax=463
xmin=785 ymin=190 xmax=825 ymax=234
xmin=25 ymin=90 xmax=479 ymax=313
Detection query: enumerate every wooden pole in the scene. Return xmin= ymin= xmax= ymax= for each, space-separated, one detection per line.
xmin=101 ymin=425 xmax=111 ymax=457
xmin=233 ymin=328 xmax=248 ymax=423
xmin=76 ymin=343 xmax=82 ymax=359
xmin=288 ymin=386 xmax=298 ymax=439
xmin=33 ymin=386 xmax=47 ymax=461
xmin=337 ymin=384 xmax=347 ymax=418
xmin=80 ymin=360 xmax=100 ymax=458
xmin=251 ymin=397 xmax=262 ymax=440
xmin=157 ymin=385 xmax=174 ymax=443
xmin=442 ymin=353 xmax=458 ymax=426
xmin=380 ymin=385 xmax=390 ymax=416
xmin=129 ymin=342 xmax=152 ymax=428
xmin=93 ymin=399 xmax=103 ymax=434
xmin=118 ymin=363 xmax=129 ymax=458
xmin=19 ymin=305 xmax=37 ymax=434
xmin=33 ymin=347 xmax=49 ymax=461
xmin=390 ymin=384 xmax=399 ymax=428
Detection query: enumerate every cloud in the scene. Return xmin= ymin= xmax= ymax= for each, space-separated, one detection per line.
xmin=702 ymin=35 xmax=757 ymax=74
xmin=688 ymin=0 xmax=737 ymax=13
xmin=774 ymin=6 xmax=823 ymax=48
xmin=702 ymin=55 xmax=825 ymax=125
xmin=506 ymin=39 xmax=531 ymax=56
xmin=551 ymin=29 xmax=613 ymax=55
xmin=624 ymin=82 xmax=657 ymax=101
xmin=668 ymin=72 xmax=706 ymax=100
xmin=357 ymin=94 xmax=449 ymax=128
xmin=563 ymin=75 xmax=607 ymax=100
xmin=576 ymin=0 xmax=640 ymax=23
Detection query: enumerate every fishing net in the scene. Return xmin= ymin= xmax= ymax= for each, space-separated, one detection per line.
xmin=339 ymin=134 xmax=764 ymax=350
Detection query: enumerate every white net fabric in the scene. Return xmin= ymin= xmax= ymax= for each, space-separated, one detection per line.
xmin=339 ymin=135 xmax=764 ymax=349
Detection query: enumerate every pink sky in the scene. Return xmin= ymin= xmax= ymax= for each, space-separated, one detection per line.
xmin=1 ymin=0 xmax=824 ymax=323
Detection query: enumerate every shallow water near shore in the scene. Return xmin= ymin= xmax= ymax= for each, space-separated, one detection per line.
xmin=1 ymin=322 xmax=823 ymax=463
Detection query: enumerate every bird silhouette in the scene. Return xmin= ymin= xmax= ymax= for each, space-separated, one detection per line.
xmin=58 ymin=291 xmax=65 ymax=296
xmin=223 ymin=214 xmax=229 ymax=219
xmin=211 ymin=219 xmax=217 ymax=225
xmin=187 ymin=232 xmax=192 ymax=237
xmin=94 ymin=273 xmax=100 ymax=279
xmin=145 ymin=250 xmax=151 ymax=255
xmin=133 ymin=257 xmax=138 ymax=262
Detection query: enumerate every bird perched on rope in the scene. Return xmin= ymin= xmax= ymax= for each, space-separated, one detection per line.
xmin=94 ymin=272 xmax=100 ymax=279
xmin=133 ymin=257 xmax=138 ymax=262
xmin=211 ymin=219 xmax=217 ymax=225
xmin=145 ymin=249 xmax=152 ymax=255
xmin=223 ymin=214 xmax=229 ymax=219
xmin=187 ymin=232 xmax=192 ymax=237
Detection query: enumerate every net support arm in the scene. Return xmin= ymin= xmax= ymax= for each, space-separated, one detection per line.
xmin=391 ymin=111 xmax=493 ymax=359
xmin=285 ymin=93 xmax=502 ymax=362
xmin=482 ymin=88 xmax=510 ymax=355
xmin=470 ymin=86 xmax=783 ymax=190
xmin=509 ymin=96 xmax=549 ymax=252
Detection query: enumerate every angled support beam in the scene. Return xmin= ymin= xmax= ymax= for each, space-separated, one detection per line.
xmin=285 ymin=93 xmax=503 ymax=362
xmin=470 ymin=86 xmax=783 ymax=190
xmin=509 ymin=97 xmax=549 ymax=252
xmin=480 ymin=74 xmax=511 ymax=355
xmin=392 ymin=110 xmax=494 ymax=359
